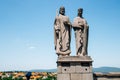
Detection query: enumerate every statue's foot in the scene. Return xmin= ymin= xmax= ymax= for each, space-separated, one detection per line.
xmin=56 ymin=50 xmax=71 ymax=56
xmin=77 ymin=53 xmax=83 ymax=56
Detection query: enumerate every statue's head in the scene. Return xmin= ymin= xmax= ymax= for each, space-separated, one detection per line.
xmin=78 ymin=8 xmax=83 ymax=17
xmin=59 ymin=6 xmax=65 ymax=15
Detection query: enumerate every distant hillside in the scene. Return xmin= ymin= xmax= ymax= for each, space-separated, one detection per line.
xmin=93 ymin=67 xmax=120 ymax=73
xmin=29 ymin=67 xmax=120 ymax=72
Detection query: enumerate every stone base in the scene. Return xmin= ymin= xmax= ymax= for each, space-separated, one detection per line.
xmin=57 ymin=73 xmax=93 ymax=80
xmin=57 ymin=56 xmax=93 ymax=80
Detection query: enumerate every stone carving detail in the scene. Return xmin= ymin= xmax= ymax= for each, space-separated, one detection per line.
xmin=72 ymin=8 xmax=89 ymax=56
xmin=54 ymin=7 xmax=89 ymax=56
xmin=54 ymin=6 xmax=71 ymax=56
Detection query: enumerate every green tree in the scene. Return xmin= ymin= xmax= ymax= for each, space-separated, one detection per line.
xmin=2 ymin=76 xmax=12 ymax=80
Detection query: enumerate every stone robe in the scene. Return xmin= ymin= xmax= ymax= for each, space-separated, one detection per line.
xmin=54 ymin=14 xmax=71 ymax=56
xmin=72 ymin=17 xmax=89 ymax=56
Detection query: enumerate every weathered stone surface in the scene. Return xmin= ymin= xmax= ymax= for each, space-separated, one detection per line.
xmin=82 ymin=73 xmax=93 ymax=80
xmin=58 ymin=73 xmax=93 ymax=80
xmin=72 ymin=8 xmax=89 ymax=56
xmin=71 ymin=74 xmax=82 ymax=80
xmin=94 ymin=72 xmax=120 ymax=77
xmin=57 ymin=56 xmax=92 ymax=62
xmin=70 ymin=62 xmax=76 ymax=73
xmin=75 ymin=63 xmax=81 ymax=73
xmin=57 ymin=74 xmax=70 ymax=80
xmin=62 ymin=66 xmax=70 ymax=73
xmin=80 ymin=66 xmax=91 ymax=72
xmin=54 ymin=6 xmax=71 ymax=56
xmin=57 ymin=63 xmax=62 ymax=73
xmin=57 ymin=56 xmax=93 ymax=80
xmin=93 ymin=72 xmax=120 ymax=80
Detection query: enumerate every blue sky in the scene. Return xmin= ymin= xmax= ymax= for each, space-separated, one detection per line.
xmin=0 ymin=0 xmax=120 ymax=71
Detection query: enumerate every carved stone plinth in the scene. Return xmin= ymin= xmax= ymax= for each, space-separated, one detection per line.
xmin=57 ymin=56 xmax=93 ymax=80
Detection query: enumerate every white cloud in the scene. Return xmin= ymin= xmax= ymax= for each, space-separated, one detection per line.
xmin=28 ymin=46 xmax=36 ymax=49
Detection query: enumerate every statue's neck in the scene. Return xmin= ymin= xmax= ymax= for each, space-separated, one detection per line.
xmin=78 ymin=15 xmax=83 ymax=18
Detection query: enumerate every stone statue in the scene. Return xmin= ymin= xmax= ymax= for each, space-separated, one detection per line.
xmin=54 ymin=6 xmax=71 ymax=56
xmin=72 ymin=8 xmax=89 ymax=56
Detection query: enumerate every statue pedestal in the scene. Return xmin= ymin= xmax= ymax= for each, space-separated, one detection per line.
xmin=57 ymin=56 xmax=93 ymax=80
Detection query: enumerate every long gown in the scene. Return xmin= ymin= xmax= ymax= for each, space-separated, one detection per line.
xmin=54 ymin=14 xmax=71 ymax=56
xmin=72 ymin=16 xmax=89 ymax=56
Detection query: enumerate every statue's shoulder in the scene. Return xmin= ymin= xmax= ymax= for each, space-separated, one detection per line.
xmin=82 ymin=18 xmax=88 ymax=25
xmin=55 ymin=16 xmax=61 ymax=22
xmin=74 ymin=16 xmax=79 ymax=19
xmin=65 ymin=16 xmax=69 ymax=18
xmin=56 ymin=15 xmax=64 ymax=19
xmin=55 ymin=16 xmax=59 ymax=19
xmin=78 ymin=17 xmax=87 ymax=23
xmin=74 ymin=17 xmax=81 ymax=20
xmin=82 ymin=18 xmax=87 ymax=23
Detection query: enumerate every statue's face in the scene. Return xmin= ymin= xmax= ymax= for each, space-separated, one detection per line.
xmin=78 ymin=10 xmax=82 ymax=16
xmin=60 ymin=8 xmax=65 ymax=15
xmin=78 ymin=8 xmax=83 ymax=17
